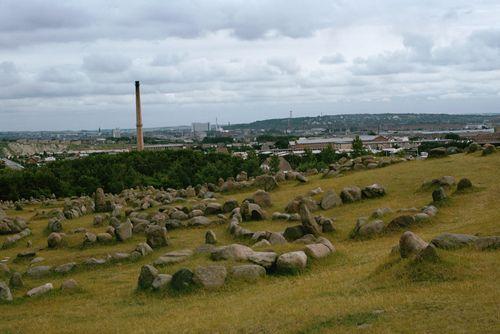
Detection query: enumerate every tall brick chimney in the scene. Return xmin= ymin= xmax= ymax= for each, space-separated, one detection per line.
xmin=135 ymin=81 xmax=144 ymax=151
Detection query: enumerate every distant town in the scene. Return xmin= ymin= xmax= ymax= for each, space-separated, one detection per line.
xmin=1 ymin=113 xmax=499 ymax=170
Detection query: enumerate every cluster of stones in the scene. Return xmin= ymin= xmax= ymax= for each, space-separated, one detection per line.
xmin=351 ymin=204 xmax=439 ymax=239
xmin=0 ymin=273 xmax=79 ymax=302
xmin=422 ymin=176 xmax=474 ymax=203
xmin=395 ymin=230 xmax=500 ymax=263
xmin=322 ymin=155 xmax=406 ymax=178
xmin=138 ymin=233 xmax=335 ymax=292
xmin=0 ymin=209 xmax=31 ymax=249
xmin=13 ymin=239 xmax=158 ymax=283
xmin=430 ymin=142 xmax=496 ymax=158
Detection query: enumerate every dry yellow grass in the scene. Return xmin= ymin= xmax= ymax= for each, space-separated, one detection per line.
xmin=1 ymin=152 xmax=499 ymax=333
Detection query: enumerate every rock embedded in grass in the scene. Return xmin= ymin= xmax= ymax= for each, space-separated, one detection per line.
xmin=475 ymin=236 xmax=500 ymax=250
xmin=457 ymin=178 xmax=473 ymax=191
xmin=137 ymin=265 xmax=159 ymax=290
xmin=299 ymin=202 xmax=322 ymax=237
xmin=430 ymin=233 xmax=479 ymax=250
xmin=171 ymin=268 xmax=195 ymax=291
xmin=252 ymin=190 xmax=272 ymax=208
xmin=26 ymin=265 xmax=52 ymax=278
xmin=399 ymin=231 xmax=428 ymax=258
xmin=211 ymin=244 xmax=253 ymax=261
xmin=432 ymin=187 xmax=447 ymax=202
xmin=0 ymin=280 xmax=13 ymax=301
xmin=54 ymin=262 xmax=77 ymax=274
xmin=152 ymin=274 xmax=172 ymax=290
xmin=145 ymin=225 xmax=169 ymax=248
xmin=248 ymin=251 xmax=277 ymax=269
xmin=320 ymin=189 xmax=343 ymax=210
xmin=276 ymin=251 xmax=308 ymax=273
xmin=61 ymin=279 xmax=79 ymax=291
xmin=9 ymin=272 xmax=23 ymax=288
xmin=231 ymin=265 xmax=266 ymax=282
xmin=115 ymin=221 xmax=133 ymax=242
xmin=26 ymin=283 xmax=53 ymax=297
xmin=304 ymin=243 xmax=332 ymax=259
xmin=387 ymin=215 xmax=416 ymax=230
xmin=193 ymin=265 xmax=227 ymax=289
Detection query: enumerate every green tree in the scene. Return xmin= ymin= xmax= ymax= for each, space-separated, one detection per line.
xmin=352 ymin=136 xmax=365 ymax=157
xmin=269 ymin=155 xmax=280 ymax=174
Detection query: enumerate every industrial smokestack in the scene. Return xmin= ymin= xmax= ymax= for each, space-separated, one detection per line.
xmin=135 ymin=81 xmax=144 ymax=151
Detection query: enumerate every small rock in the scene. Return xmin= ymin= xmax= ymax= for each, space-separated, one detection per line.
xmin=61 ymin=279 xmax=79 ymax=291
xmin=248 ymin=252 xmax=277 ymax=269
xmin=432 ymin=187 xmax=447 ymax=202
xmin=205 ymin=230 xmax=217 ymax=244
xmin=457 ymin=178 xmax=473 ymax=191
xmin=304 ymin=243 xmax=331 ymax=259
xmin=53 ymin=262 xmax=77 ymax=274
xmin=211 ymin=244 xmax=253 ymax=261
xmin=9 ymin=272 xmax=23 ymax=288
xmin=145 ymin=225 xmax=169 ymax=248
xmin=115 ymin=221 xmax=133 ymax=242
xmin=26 ymin=265 xmax=52 ymax=278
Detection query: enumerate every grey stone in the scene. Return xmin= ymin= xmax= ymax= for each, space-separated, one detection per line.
xmin=137 ymin=265 xmax=159 ymax=290
xmin=304 ymin=243 xmax=331 ymax=259
xmin=26 ymin=265 xmax=52 ymax=278
xmin=135 ymin=242 xmax=154 ymax=256
xmin=231 ymin=265 xmax=266 ymax=282
xmin=115 ymin=221 xmax=133 ymax=242
xmin=152 ymin=274 xmax=172 ymax=290
xmin=193 ymin=265 xmax=227 ymax=289
xmin=320 ymin=189 xmax=342 ymax=210
xmin=146 ymin=225 xmax=169 ymax=248
xmin=153 ymin=249 xmax=192 ymax=266
xmin=276 ymin=251 xmax=308 ymax=272
xmin=387 ymin=215 xmax=416 ymax=230
xmin=457 ymin=178 xmax=473 ymax=191
xmin=361 ymin=184 xmax=386 ymax=198
xmin=432 ymin=187 xmax=447 ymax=202
xmin=430 ymin=233 xmax=478 ymax=249
xmin=399 ymin=231 xmax=428 ymax=258
xmin=26 ymin=283 xmax=53 ymax=297
xmin=340 ymin=186 xmax=362 ymax=203
xmin=83 ymin=232 xmax=97 ymax=246
xmin=0 ymin=280 xmax=13 ymax=301
xmin=189 ymin=216 xmax=211 ymax=226
xmin=61 ymin=279 xmax=79 ymax=291
xmin=252 ymin=190 xmax=272 ymax=208
xmin=97 ymin=232 xmax=113 ymax=243
xmin=211 ymin=244 xmax=253 ymax=261
xmin=299 ymin=202 xmax=322 ymax=237
xmin=283 ymin=225 xmax=305 ymax=241
xmin=205 ymin=230 xmax=217 ymax=244
xmin=9 ymin=272 xmax=23 ymax=288
xmin=248 ymin=252 xmax=277 ymax=269
xmin=54 ymin=262 xmax=76 ymax=274
xmin=171 ymin=268 xmax=195 ymax=291
xmin=268 ymin=232 xmax=287 ymax=245
xmin=252 ymin=239 xmax=272 ymax=248
xmin=475 ymin=236 xmax=500 ymax=250
xmin=47 ymin=232 xmax=63 ymax=248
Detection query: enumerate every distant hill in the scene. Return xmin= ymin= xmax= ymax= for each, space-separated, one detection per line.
xmin=225 ymin=113 xmax=500 ymax=132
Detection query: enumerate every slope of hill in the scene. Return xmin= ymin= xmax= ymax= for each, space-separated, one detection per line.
xmin=0 ymin=152 xmax=499 ymax=333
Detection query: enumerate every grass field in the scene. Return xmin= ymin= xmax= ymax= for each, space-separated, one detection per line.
xmin=1 ymin=152 xmax=499 ymax=333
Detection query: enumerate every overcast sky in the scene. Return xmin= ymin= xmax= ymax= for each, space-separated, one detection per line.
xmin=1 ymin=0 xmax=500 ymax=131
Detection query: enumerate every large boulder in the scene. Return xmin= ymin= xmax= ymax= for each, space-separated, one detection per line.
xmin=189 ymin=216 xmax=212 ymax=227
xmin=222 ymin=199 xmax=239 ymax=213
xmin=151 ymin=274 xmax=172 ymax=290
xmin=193 ymin=265 xmax=227 ymax=289
xmin=0 ymin=280 xmax=13 ymax=301
xmin=276 ymin=251 xmax=307 ymax=273
xmin=432 ymin=187 xmax=447 ymax=202
xmin=231 ymin=265 xmax=266 ymax=282
xmin=431 ymin=233 xmax=478 ymax=250
xmin=387 ymin=215 xmax=416 ymax=230
xmin=482 ymin=144 xmax=496 ymax=156
xmin=254 ymin=175 xmax=279 ymax=191
xmin=47 ymin=218 xmax=63 ymax=233
xmin=137 ymin=265 xmax=159 ymax=290
xmin=26 ymin=283 xmax=54 ymax=297
xmin=115 ymin=221 xmax=133 ymax=242
xmin=47 ymin=232 xmax=63 ymax=248
xmin=299 ymin=202 xmax=322 ymax=237
xmin=340 ymin=186 xmax=362 ymax=203
xmin=304 ymin=243 xmax=332 ymax=259
xmin=248 ymin=252 xmax=277 ymax=269
xmin=145 ymin=225 xmax=169 ymax=249
xmin=211 ymin=244 xmax=253 ymax=261
xmin=475 ymin=236 xmax=500 ymax=250
xmin=252 ymin=190 xmax=272 ymax=208
xmin=399 ymin=231 xmax=428 ymax=258
xmin=352 ymin=218 xmax=384 ymax=238
xmin=94 ymin=188 xmax=107 ymax=212
xmin=457 ymin=178 xmax=473 ymax=191
xmin=283 ymin=225 xmax=306 ymax=241
xmin=320 ymin=190 xmax=342 ymax=210
xmin=205 ymin=230 xmax=217 ymax=244
xmin=361 ymin=184 xmax=386 ymax=198
xmin=285 ymin=196 xmax=318 ymax=213
xmin=268 ymin=232 xmax=287 ymax=245
xmin=241 ymin=201 xmax=266 ymax=221
xmin=171 ymin=268 xmax=195 ymax=291
xmin=429 ymin=147 xmax=447 ymax=158
xmin=26 ymin=265 xmax=52 ymax=278
xmin=205 ymin=203 xmax=222 ymax=215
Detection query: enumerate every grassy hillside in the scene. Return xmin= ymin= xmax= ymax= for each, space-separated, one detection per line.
xmin=1 ymin=152 xmax=499 ymax=333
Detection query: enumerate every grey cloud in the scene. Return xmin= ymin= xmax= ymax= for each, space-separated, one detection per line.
xmin=0 ymin=62 xmax=20 ymax=87
xmin=267 ymin=58 xmax=300 ymax=75
xmin=82 ymin=54 xmax=132 ymax=73
xmin=319 ymin=54 xmax=346 ymax=64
